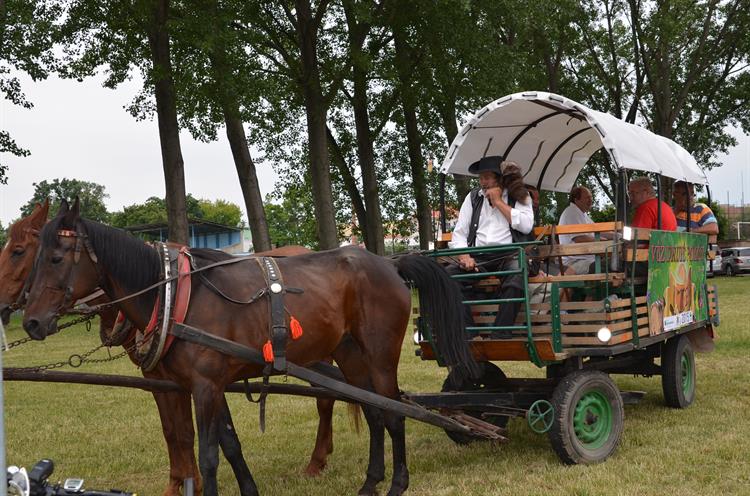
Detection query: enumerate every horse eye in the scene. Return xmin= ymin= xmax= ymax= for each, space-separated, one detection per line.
xmin=51 ymin=255 xmax=64 ymax=264
xmin=11 ymin=248 xmax=25 ymax=257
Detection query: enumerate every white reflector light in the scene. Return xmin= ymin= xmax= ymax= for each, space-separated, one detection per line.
xmin=597 ymin=327 xmax=612 ymax=343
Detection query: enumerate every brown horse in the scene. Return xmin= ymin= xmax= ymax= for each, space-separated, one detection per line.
xmin=22 ymin=200 xmax=477 ymax=496
xmin=0 ymin=205 xmax=338 ymax=494
xmin=0 ymin=200 xmax=49 ymax=324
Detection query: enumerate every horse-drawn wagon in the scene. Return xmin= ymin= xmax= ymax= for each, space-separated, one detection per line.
xmin=411 ymin=91 xmax=720 ymax=464
xmin=2 ymin=92 xmax=720 ymax=494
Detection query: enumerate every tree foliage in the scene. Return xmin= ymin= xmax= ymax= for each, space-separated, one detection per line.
xmin=110 ymin=195 xmax=241 ymax=228
xmin=0 ymin=0 xmax=62 ymax=184
xmin=264 ymin=187 xmax=318 ymax=249
xmin=21 ymin=178 xmax=110 ymax=222
xmin=27 ymin=0 xmax=750 ymax=249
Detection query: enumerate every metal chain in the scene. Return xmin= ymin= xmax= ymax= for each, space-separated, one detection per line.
xmin=3 ymin=313 xmax=136 ymax=372
xmin=1 ymin=313 xmax=98 ymax=352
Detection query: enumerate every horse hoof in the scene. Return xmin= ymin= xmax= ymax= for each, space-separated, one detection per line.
xmin=303 ymin=462 xmax=326 ymax=477
xmin=357 ymin=479 xmax=380 ymax=496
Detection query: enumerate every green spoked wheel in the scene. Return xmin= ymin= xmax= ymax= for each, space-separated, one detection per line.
xmin=527 ymin=400 xmax=554 ymax=434
xmin=441 ymin=361 xmax=509 ymax=445
xmin=548 ymin=370 xmax=624 ymax=464
xmin=662 ymin=335 xmax=696 ymax=408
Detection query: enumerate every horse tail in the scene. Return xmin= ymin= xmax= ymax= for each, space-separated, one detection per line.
xmin=395 ymin=254 xmax=480 ymax=381
xmin=347 ymin=403 xmax=362 ymax=433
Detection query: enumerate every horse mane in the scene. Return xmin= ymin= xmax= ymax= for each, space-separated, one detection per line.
xmin=41 ymin=216 xmax=161 ymax=293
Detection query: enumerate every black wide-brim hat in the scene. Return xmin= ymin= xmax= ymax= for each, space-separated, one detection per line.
xmin=467 ymin=155 xmax=504 ymax=175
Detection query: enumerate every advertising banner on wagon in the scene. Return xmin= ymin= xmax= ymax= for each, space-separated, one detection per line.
xmin=646 ymin=232 xmax=707 ymax=336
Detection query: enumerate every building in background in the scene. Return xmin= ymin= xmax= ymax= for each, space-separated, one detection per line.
xmin=125 ymin=219 xmax=252 ymax=253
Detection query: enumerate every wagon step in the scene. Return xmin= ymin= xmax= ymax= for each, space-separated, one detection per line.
xmin=172 ymin=323 xmax=473 ymax=434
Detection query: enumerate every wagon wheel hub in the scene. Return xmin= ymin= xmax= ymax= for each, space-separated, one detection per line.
xmin=573 ymin=390 xmax=613 ymax=449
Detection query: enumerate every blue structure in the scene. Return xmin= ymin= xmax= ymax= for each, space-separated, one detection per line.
xmin=125 ymin=219 xmax=246 ymax=252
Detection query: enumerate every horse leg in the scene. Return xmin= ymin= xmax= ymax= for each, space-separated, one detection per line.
xmin=216 ymin=396 xmax=259 ymax=496
xmin=370 ymin=373 xmax=408 ymax=496
xmin=151 ymin=391 xmax=202 ymax=496
xmin=304 ymin=396 xmax=335 ymax=476
xmin=332 ymin=338 xmax=385 ymax=496
xmin=193 ymin=383 xmax=224 ymax=496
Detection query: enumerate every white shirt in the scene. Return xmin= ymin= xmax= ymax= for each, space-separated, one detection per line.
xmin=449 ymin=189 xmax=534 ymax=249
xmin=558 ymin=203 xmax=594 ymax=264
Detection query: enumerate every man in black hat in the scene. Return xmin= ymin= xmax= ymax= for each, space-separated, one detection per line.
xmin=448 ymin=156 xmax=534 ymax=337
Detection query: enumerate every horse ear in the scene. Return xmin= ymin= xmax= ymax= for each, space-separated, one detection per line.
xmin=56 ymin=198 xmax=70 ymax=217
xmin=30 ymin=199 xmax=50 ymax=228
xmin=62 ymin=197 xmax=80 ymax=226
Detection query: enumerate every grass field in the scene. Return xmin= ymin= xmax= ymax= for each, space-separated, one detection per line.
xmin=3 ymin=276 xmax=749 ymax=495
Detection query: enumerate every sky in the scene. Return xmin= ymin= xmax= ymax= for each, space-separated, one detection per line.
xmin=1 ymin=73 xmax=749 ymax=226
xmin=0 ymin=73 xmax=277 ymax=226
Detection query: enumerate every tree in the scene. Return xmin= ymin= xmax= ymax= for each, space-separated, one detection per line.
xmin=161 ymin=0 xmax=273 ymax=251
xmin=264 ymin=188 xmax=318 ymax=249
xmin=198 ymin=199 xmax=243 ymax=227
xmin=21 ymin=178 xmax=110 ymax=222
xmin=58 ymin=0 xmax=189 ymax=243
xmin=110 ymin=194 xmax=207 ymax=228
xmin=697 ymin=196 xmax=729 ymax=241
xmin=0 ymin=0 xmax=61 ymax=184
xmin=247 ymin=1 xmax=344 ymax=250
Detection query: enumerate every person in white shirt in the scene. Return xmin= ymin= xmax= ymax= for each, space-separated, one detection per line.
xmin=558 ymin=186 xmax=597 ymax=275
xmin=449 ymin=156 xmax=534 ymax=335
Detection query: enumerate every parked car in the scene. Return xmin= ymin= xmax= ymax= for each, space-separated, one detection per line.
xmin=720 ymin=247 xmax=750 ymax=276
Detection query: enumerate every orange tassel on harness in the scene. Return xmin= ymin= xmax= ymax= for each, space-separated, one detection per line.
xmin=290 ymin=316 xmax=303 ymax=340
xmin=262 ymin=340 xmax=274 ymax=363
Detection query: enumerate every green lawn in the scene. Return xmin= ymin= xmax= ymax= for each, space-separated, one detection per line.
xmin=3 ymin=276 xmax=749 ymax=495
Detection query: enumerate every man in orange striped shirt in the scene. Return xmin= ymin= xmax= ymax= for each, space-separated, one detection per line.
xmin=672 ymin=181 xmax=719 ymax=235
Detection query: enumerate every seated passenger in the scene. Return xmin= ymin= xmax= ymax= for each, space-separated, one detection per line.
xmin=558 ymin=186 xmax=600 ymax=276
xmin=673 ymin=181 xmax=719 ymax=235
xmin=449 ymin=156 xmax=534 ymax=334
xmin=628 ymin=177 xmax=677 ymax=230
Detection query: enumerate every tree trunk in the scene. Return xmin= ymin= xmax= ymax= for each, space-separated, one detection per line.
xmin=296 ymin=0 xmax=338 ymax=249
xmin=224 ymin=112 xmax=272 ymax=252
xmin=208 ymin=32 xmax=273 ymax=253
xmin=147 ymin=0 xmax=188 ymax=245
xmin=394 ymin=30 xmax=432 ymax=249
xmin=439 ymin=99 xmax=470 ymax=201
xmin=345 ymin=5 xmax=385 ymax=255
xmin=326 ymin=125 xmax=369 ymax=247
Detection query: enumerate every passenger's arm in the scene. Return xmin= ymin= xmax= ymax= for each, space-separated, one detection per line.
xmin=448 ymin=195 xmax=472 ymax=250
xmin=693 ymin=222 xmax=719 ymax=235
xmin=509 ymin=194 xmax=534 ymax=234
xmin=448 ymin=195 xmax=476 ymax=271
xmin=572 ymin=234 xmax=597 ymax=243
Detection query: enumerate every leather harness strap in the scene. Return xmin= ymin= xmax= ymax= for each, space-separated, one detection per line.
xmin=257 ymin=256 xmax=289 ymax=372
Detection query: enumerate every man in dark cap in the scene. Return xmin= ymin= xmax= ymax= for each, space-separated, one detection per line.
xmin=449 ymin=156 xmax=534 ymax=336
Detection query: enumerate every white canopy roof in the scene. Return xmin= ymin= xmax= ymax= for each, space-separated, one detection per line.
xmin=440 ymin=92 xmax=708 ymax=192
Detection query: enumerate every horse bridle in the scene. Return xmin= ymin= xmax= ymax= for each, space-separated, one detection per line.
xmin=20 ymin=223 xmax=104 ymax=319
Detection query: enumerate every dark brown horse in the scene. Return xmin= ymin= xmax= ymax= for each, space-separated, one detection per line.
xmin=22 ymin=201 xmax=477 ymax=496
xmin=0 ymin=205 xmax=338 ymax=495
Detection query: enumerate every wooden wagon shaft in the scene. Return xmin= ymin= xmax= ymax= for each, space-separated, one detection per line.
xmin=2 ymin=368 xmax=347 ymax=400
xmin=172 ymin=323 xmax=473 ymax=434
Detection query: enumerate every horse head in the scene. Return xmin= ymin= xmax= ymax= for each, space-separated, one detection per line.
xmin=0 ymin=199 xmax=49 ymax=324
xmin=22 ymin=198 xmax=101 ymax=340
